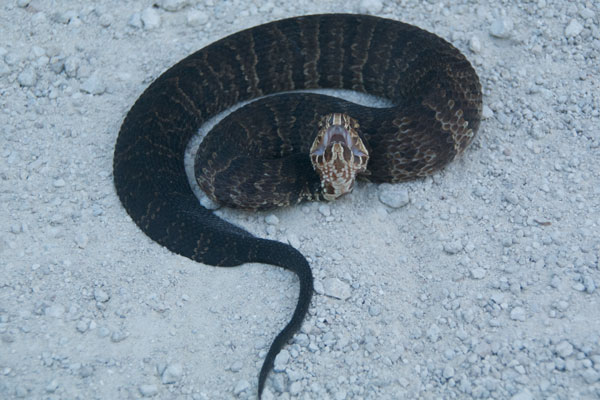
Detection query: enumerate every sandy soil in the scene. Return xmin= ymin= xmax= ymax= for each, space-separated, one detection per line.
xmin=1 ymin=0 xmax=599 ymax=399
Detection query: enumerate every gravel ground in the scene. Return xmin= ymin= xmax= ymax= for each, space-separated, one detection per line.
xmin=1 ymin=0 xmax=599 ymax=399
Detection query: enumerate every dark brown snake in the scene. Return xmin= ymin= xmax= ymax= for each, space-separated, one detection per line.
xmin=113 ymin=14 xmax=482 ymax=398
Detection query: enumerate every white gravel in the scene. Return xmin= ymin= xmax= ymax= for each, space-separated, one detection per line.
xmin=1 ymin=1 xmax=599 ymax=399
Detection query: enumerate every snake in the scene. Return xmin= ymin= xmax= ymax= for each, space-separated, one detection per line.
xmin=113 ymin=14 xmax=482 ymax=398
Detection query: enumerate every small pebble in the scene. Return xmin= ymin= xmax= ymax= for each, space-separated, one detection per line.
xmin=572 ymin=282 xmax=586 ymax=292
xmin=161 ymin=363 xmax=183 ymax=384
xmin=286 ymin=369 xmax=303 ymax=382
xmin=18 ymin=67 xmax=37 ymax=87
xmin=48 ymin=57 xmax=64 ymax=75
xmin=510 ymin=307 xmax=526 ymax=321
xmin=286 ymin=233 xmax=300 ymax=249
xmin=426 ymin=323 xmax=441 ymax=342
xmin=462 ymin=307 xmax=475 ymax=323
xmin=265 ymin=214 xmax=279 ymax=225
xmin=128 ymin=12 xmax=143 ymax=29
xmin=64 ymin=57 xmax=79 ymax=78
xmin=98 ymin=14 xmax=112 ymax=27
xmin=94 ymin=288 xmax=110 ymax=303
xmin=110 ymin=330 xmax=128 ymax=343
xmin=92 ymin=205 xmax=104 ymax=216
xmin=443 ymin=240 xmax=463 ymax=255
xmin=273 ymin=349 xmax=290 ymax=372
xmin=270 ymin=374 xmax=286 ymax=393
xmin=503 ymin=192 xmax=519 ymax=205
xmin=443 ymin=365 xmax=455 ymax=379
xmin=233 ymin=379 xmax=250 ymax=395
xmin=76 ymin=233 xmax=89 ymax=248
xmin=10 ymin=223 xmax=22 ymax=234
xmin=45 ymin=379 xmax=59 ymax=393
xmin=490 ymin=17 xmax=514 ymax=39
xmin=139 ymin=384 xmax=158 ymax=397
xmin=469 ymin=36 xmax=481 ymax=53
xmin=33 ymin=47 xmax=45 ymax=59
xmin=583 ymin=276 xmax=596 ymax=294
xmin=368 ymin=305 xmax=381 ymax=316
xmin=322 ymin=278 xmax=351 ymax=300
xmin=579 ymin=7 xmax=595 ymax=19
xmin=45 ymin=304 xmax=65 ymax=318
xmin=564 ymin=19 xmax=583 ymax=37
xmin=76 ymin=319 xmax=89 ymax=333
xmin=294 ymin=333 xmax=309 ymax=347
xmin=358 ymin=0 xmax=383 ymax=14
xmin=289 ymin=381 xmax=302 ymax=395
xmin=378 ymin=184 xmax=409 ymax=208
xmin=318 ymin=204 xmax=331 ymax=217
xmin=481 ymin=105 xmax=494 ymax=119
xmin=187 ymin=10 xmax=208 ymax=26
xmin=141 ymin=8 xmax=161 ymax=30
xmin=580 ymin=369 xmax=600 ymax=384
xmin=80 ymin=72 xmax=106 ymax=95
xmin=4 ymin=51 xmax=20 ymax=66
xmin=79 ymin=365 xmax=93 ymax=378
xmin=97 ymin=326 xmax=110 ymax=338
xmin=470 ymin=267 xmax=486 ymax=279
xmin=555 ymin=340 xmax=573 ymax=358
xmin=554 ymin=300 xmax=569 ymax=312
xmin=229 ymin=360 xmax=243 ymax=372
xmin=313 ymin=280 xmax=324 ymax=295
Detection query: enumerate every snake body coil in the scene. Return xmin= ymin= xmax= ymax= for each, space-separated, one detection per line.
xmin=113 ymin=14 xmax=482 ymax=397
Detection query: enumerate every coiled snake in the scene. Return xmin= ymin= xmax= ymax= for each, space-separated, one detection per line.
xmin=113 ymin=14 xmax=482 ymax=398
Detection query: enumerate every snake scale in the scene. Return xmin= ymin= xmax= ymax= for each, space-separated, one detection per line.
xmin=113 ymin=14 xmax=482 ymax=397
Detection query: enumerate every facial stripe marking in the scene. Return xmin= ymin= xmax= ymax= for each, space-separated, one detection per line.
xmin=309 ymin=113 xmax=369 ymax=201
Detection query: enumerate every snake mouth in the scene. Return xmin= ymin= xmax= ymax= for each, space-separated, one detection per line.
xmin=310 ymin=125 xmax=350 ymax=156
xmin=311 ymin=120 xmax=367 ymax=157
xmin=310 ymin=113 xmax=370 ymax=201
xmin=323 ymin=125 xmax=352 ymax=151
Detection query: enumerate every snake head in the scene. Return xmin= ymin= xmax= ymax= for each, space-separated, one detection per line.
xmin=310 ymin=113 xmax=369 ymax=201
